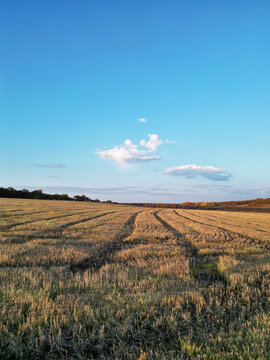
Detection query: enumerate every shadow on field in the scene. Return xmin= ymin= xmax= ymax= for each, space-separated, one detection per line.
xmin=62 ymin=211 xmax=116 ymax=228
xmin=153 ymin=210 xmax=198 ymax=257
xmin=154 ymin=210 xmax=227 ymax=284
xmin=70 ymin=211 xmax=143 ymax=273
xmin=175 ymin=210 xmax=259 ymax=247
xmin=0 ymin=210 xmax=49 ymax=218
xmin=1 ymin=212 xmax=117 ymax=244
xmin=0 ymin=211 xmax=91 ymax=230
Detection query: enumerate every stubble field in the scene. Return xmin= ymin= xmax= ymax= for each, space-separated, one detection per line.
xmin=0 ymin=198 xmax=269 ymax=359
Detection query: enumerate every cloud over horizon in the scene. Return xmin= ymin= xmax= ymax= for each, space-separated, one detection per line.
xmin=14 ymin=182 xmax=268 ymax=203
xmin=138 ymin=118 xmax=147 ymax=123
xmin=97 ymin=134 xmax=163 ymax=164
xmin=163 ymin=164 xmax=232 ymax=181
xmin=33 ymin=163 xmax=66 ymax=169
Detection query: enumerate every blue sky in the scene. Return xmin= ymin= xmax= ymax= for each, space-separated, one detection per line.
xmin=1 ymin=0 xmax=270 ymax=202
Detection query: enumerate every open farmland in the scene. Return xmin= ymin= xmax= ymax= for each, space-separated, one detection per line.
xmin=0 ymin=199 xmax=270 ymax=359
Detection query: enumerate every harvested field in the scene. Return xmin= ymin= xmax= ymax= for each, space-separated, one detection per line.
xmin=0 ymin=198 xmax=270 ymax=359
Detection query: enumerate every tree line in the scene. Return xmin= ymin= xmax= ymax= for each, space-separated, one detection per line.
xmin=127 ymin=198 xmax=270 ymax=210
xmin=1 ymin=187 xmax=269 ymax=210
xmin=0 ymin=187 xmax=117 ymax=204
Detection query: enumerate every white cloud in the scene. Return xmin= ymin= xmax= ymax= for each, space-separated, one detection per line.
xmin=15 ymin=183 xmax=270 ymax=203
xmin=97 ymin=134 xmax=164 ymax=164
xmin=229 ymin=186 xmax=270 ymax=197
xmin=138 ymin=118 xmax=147 ymax=123
xmin=163 ymin=164 xmax=232 ymax=181
xmin=33 ymin=163 xmax=66 ymax=168
xmin=139 ymin=134 xmax=163 ymax=151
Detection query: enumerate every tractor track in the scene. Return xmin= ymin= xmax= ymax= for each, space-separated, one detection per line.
xmin=70 ymin=210 xmax=144 ymax=273
xmin=153 ymin=210 xmax=198 ymax=257
xmin=154 ymin=210 xmax=230 ymax=284
xmin=0 ymin=211 xmax=96 ymax=230
xmin=175 ymin=210 xmax=268 ymax=249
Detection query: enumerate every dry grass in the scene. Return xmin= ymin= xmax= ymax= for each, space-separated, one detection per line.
xmin=180 ymin=209 xmax=270 ymax=246
xmin=0 ymin=198 xmax=269 ymax=359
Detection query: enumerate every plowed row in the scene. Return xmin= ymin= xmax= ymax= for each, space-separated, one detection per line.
xmin=0 ymin=198 xmax=269 ymax=360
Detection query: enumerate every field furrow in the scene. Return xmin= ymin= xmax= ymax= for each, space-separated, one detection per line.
xmin=185 ymin=209 xmax=270 ymax=239
xmin=0 ymin=211 xmax=135 ymax=268
xmin=70 ymin=210 xmax=142 ymax=272
xmin=174 ymin=210 xmax=255 ymax=249
xmin=0 ymin=210 xmax=92 ymax=229
xmin=0 ymin=198 xmax=269 ymax=360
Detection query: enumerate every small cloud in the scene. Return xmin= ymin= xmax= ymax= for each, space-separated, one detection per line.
xmin=34 ymin=163 xmax=66 ymax=169
xmin=97 ymin=134 xmax=163 ymax=164
xmin=138 ymin=118 xmax=147 ymax=123
xmin=139 ymin=134 xmax=163 ymax=151
xmin=229 ymin=186 xmax=270 ymax=197
xmin=163 ymin=164 xmax=232 ymax=182
xmin=165 ymin=138 xmax=177 ymax=144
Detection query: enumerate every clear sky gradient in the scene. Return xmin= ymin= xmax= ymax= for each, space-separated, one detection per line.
xmin=1 ymin=0 xmax=270 ymax=202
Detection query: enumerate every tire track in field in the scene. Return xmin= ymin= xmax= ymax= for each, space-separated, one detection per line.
xmin=70 ymin=210 xmax=143 ymax=273
xmin=62 ymin=211 xmax=117 ymax=228
xmin=185 ymin=210 xmax=270 ymax=234
xmin=43 ymin=211 xmax=118 ymax=238
xmin=153 ymin=210 xmax=198 ymax=257
xmin=154 ymin=210 xmax=228 ymax=284
xmin=175 ymin=210 xmax=267 ymax=249
xmin=0 ymin=209 xmax=24 ymax=214
xmin=0 ymin=212 xmax=126 ymax=267
xmin=0 ymin=211 xmax=93 ymax=230
xmin=176 ymin=210 xmax=234 ymax=245
xmin=0 ymin=210 xmax=49 ymax=219
xmin=5 ymin=211 xmax=118 ymax=244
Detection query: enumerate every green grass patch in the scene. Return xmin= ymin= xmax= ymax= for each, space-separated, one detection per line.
xmin=191 ymin=262 xmax=227 ymax=283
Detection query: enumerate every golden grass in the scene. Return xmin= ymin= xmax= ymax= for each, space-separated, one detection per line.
xmin=180 ymin=209 xmax=270 ymax=245
xmin=0 ymin=198 xmax=269 ymax=359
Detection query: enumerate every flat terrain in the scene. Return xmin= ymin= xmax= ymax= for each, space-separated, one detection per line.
xmin=0 ymin=199 xmax=270 ymax=359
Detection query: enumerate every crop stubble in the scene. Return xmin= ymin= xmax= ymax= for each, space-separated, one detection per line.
xmin=0 ymin=198 xmax=269 ymax=359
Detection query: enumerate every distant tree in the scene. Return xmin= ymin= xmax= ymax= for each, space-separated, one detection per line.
xmin=74 ymin=195 xmax=89 ymax=201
